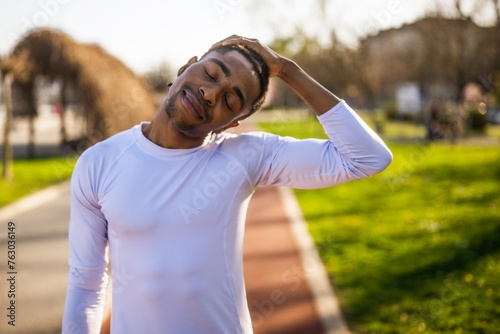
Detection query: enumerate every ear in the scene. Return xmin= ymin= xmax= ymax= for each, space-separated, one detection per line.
xmin=214 ymin=121 xmax=240 ymax=134
xmin=177 ymin=56 xmax=198 ymax=77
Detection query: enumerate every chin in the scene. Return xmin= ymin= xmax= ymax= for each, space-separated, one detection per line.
xmin=165 ymin=94 xmax=214 ymax=138
xmin=172 ymin=117 xmax=208 ymax=138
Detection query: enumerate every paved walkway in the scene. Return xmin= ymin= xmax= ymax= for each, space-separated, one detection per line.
xmin=245 ymin=186 xmax=326 ymax=333
xmin=0 ymin=182 xmax=71 ymax=334
xmin=235 ymin=122 xmax=349 ymax=334
xmin=0 ymin=120 xmax=349 ymax=334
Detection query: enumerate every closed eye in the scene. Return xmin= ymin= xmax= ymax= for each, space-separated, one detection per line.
xmin=225 ymin=95 xmax=232 ymax=112
xmin=204 ymin=68 xmax=216 ymax=81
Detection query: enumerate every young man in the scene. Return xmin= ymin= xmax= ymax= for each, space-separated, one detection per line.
xmin=62 ymin=35 xmax=392 ymax=334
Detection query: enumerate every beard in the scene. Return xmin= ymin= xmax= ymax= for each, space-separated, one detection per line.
xmin=164 ymin=86 xmax=199 ymax=134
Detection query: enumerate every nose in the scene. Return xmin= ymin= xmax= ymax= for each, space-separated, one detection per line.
xmin=199 ymin=84 xmax=219 ymax=107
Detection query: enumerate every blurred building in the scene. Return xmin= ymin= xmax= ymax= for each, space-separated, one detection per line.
xmin=360 ymin=17 xmax=500 ymax=114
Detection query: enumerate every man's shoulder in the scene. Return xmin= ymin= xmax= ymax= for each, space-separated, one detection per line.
xmin=215 ymin=130 xmax=279 ymax=147
xmin=211 ymin=131 xmax=283 ymax=162
xmin=78 ymin=127 xmax=137 ymax=164
xmin=215 ymin=130 xmax=293 ymax=155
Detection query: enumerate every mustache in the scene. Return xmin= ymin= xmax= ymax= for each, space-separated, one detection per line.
xmin=180 ymin=84 xmax=209 ymax=116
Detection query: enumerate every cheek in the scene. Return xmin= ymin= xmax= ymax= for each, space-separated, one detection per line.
xmin=201 ymin=113 xmax=235 ymax=132
xmin=168 ymin=84 xmax=182 ymax=99
xmin=215 ymin=109 xmax=240 ymax=126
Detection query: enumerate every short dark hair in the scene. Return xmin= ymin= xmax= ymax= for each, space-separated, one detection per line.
xmin=201 ymin=44 xmax=270 ymax=120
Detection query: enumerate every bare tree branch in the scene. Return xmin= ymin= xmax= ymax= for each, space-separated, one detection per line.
xmin=455 ymin=0 xmax=466 ymax=18
xmin=493 ymin=0 xmax=500 ymax=25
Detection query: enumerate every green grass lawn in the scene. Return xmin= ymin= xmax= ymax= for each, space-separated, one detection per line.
xmin=259 ymin=117 xmax=500 ymax=333
xmin=0 ymin=156 xmax=78 ymax=207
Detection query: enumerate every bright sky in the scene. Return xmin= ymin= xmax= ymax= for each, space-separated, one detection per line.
xmin=0 ymin=0 xmax=495 ymax=74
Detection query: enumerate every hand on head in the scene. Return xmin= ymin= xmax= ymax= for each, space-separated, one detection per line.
xmin=210 ymin=35 xmax=286 ymax=79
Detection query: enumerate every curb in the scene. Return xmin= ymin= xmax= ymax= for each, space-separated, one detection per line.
xmin=277 ymin=186 xmax=350 ymax=334
xmin=0 ymin=180 xmax=71 ymax=222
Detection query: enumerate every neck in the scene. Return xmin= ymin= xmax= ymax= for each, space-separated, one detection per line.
xmin=142 ymin=103 xmax=210 ymax=149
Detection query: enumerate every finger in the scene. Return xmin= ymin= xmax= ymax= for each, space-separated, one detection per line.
xmin=210 ymin=36 xmax=264 ymax=59
xmin=210 ymin=39 xmax=244 ymax=51
xmin=221 ymin=37 xmax=255 ymax=47
xmin=211 ymin=35 xmax=242 ymax=49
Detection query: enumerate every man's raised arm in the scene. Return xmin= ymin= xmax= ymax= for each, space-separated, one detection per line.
xmin=212 ymin=35 xmax=340 ymax=116
xmin=213 ymin=36 xmax=392 ymax=188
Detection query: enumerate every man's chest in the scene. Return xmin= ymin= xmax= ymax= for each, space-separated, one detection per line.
xmin=98 ymin=155 xmax=251 ymax=234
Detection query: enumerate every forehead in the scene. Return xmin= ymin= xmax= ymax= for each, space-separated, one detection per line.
xmin=201 ymin=50 xmax=260 ymax=109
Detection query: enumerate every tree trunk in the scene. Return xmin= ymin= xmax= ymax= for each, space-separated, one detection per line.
xmin=27 ymin=112 xmax=35 ymax=158
xmin=60 ymin=78 xmax=67 ymax=146
xmin=2 ymin=73 xmax=14 ymax=181
xmin=494 ymin=0 xmax=500 ymax=26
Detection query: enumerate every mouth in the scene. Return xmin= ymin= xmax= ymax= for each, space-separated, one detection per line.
xmin=182 ymin=90 xmax=205 ymax=121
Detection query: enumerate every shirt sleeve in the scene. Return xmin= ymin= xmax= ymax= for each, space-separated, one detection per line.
xmin=256 ymin=100 xmax=393 ymax=189
xmin=62 ymin=151 xmax=109 ymax=334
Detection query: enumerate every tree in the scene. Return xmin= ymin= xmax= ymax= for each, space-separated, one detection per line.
xmin=269 ymin=29 xmax=363 ymax=108
xmin=2 ymin=72 xmax=13 ymax=181
xmin=436 ymin=0 xmax=500 ymax=26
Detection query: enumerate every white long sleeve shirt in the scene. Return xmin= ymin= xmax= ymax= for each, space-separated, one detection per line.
xmin=62 ymin=100 xmax=392 ymax=334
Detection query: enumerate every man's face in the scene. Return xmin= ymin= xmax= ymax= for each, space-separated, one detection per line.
xmin=165 ymin=50 xmax=261 ymax=137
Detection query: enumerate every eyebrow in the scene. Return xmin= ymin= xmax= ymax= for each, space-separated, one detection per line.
xmin=207 ymin=58 xmax=246 ymax=109
xmin=208 ymin=58 xmax=230 ymax=77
